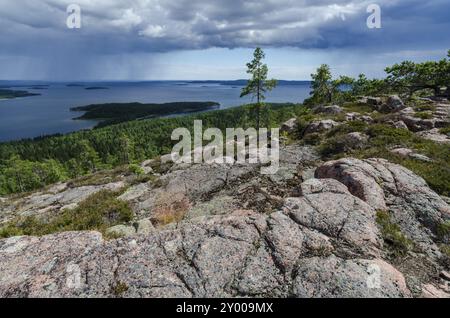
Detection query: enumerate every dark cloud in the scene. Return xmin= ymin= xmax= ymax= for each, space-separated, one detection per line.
xmin=0 ymin=0 xmax=448 ymax=79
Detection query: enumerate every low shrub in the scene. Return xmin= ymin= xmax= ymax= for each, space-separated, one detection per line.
xmin=0 ymin=189 xmax=133 ymax=238
xmin=414 ymin=112 xmax=433 ymax=119
xmin=376 ymin=210 xmax=414 ymax=258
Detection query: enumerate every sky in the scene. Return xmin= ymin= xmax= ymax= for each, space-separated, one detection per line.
xmin=0 ymin=0 xmax=449 ymax=81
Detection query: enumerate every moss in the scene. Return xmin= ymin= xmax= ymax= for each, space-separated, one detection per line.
xmin=439 ymin=244 xmax=450 ymax=268
xmin=366 ymin=124 xmax=414 ymax=147
xmin=325 ymin=120 xmax=368 ymax=137
xmin=302 ymin=133 xmax=322 ymax=145
xmin=312 ymin=121 xmax=449 ymax=196
xmin=342 ymin=102 xmax=373 ymax=114
xmin=111 ymin=281 xmax=129 ymax=297
xmin=0 ymin=223 xmax=24 ymax=238
xmin=128 ymin=164 xmax=144 ymax=175
xmin=0 ymin=189 xmax=134 ymax=238
xmin=441 ymin=244 xmax=450 ymax=257
xmin=296 ymin=114 xmax=316 ymax=135
xmin=439 ymin=126 xmax=450 ymax=135
xmin=413 ymin=103 xmax=436 ymax=112
xmin=152 ymin=193 xmax=190 ymax=227
xmin=437 ymin=221 xmax=450 ymax=243
xmin=414 ymin=111 xmax=433 ymax=119
xmin=318 ymin=137 xmax=346 ymax=158
xmin=376 ymin=210 xmax=414 ymax=258
xmin=68 ymin=166 xmax=130 ymax=188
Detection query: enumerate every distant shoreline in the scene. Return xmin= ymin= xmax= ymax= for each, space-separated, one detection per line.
xmin=0 ymin=89 xmax=41 ymax=100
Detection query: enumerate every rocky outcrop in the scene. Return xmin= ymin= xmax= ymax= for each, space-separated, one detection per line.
xmin=0 ymin=150 xmax=448 ymax=298
xmin=316 ymin=158 xmax=450 ymax=259
xmin=396 ymin=101 xmax=449 ymax=132
xmin=380 ymin=95 xmax=405 ymax=113
xmin=280 ymin=118 xmax=298 ymax=134
xmin=304 ymin=120 xmax=339 ymax=135
xmin=345 ymin=112 xmax=374 ymax=123
xmin=313 ymin=105 xmax=343 ymax=115
xmin=390 ymin=148 xmax=432 ymax=162
xmin=342 ymin=132 xmax=368 ymax=150
xmin=417 ymin=128 xmax=450 ymax=144
xmin=292 ymin=256 xmax=410 ymax=298
xmin=359 ymin=96 xmax=383 ymax=108
xmin=0 ymin=183 xmax=410 ymax=298
xmin=0 ymin=181 xmax=126 ymax=224
xmin=286 ymin=178 xmax=382 ymax=257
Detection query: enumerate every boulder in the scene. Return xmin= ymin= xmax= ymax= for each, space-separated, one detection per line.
xmin=390 ymin=148 xmax=432 ymax=163
xmin=292 ymin=256 xmax=411 ymax=298
xmin=365 ymin=97 xmax=383 ymax=108
xmin=421 ymin=284 xmax=450 ymax=298
xmin=342 ymin=132 xmax=368 ymax=149
xmin=304 ymin=120 xmax=339 ymax=135
xmin=380 ymin=95 xmax=405 ymax=113
xmin=345 ymin=112 xmax=374 ymax=123
xmin=386 ymin=120 xmax=409 ymax=130
xmin=280 ymin=118 xmax=298 ymax=134
xmin=135 ymin=218 xmax=155 ymax=235
xmin=313 ymin=105 xmax=343 ymax=115
xmin=286 ymin=178 xmax=382 ymax=257
xmin=106 ymin=225 xmax=136 ymax=237
xmin=316 ymin=158 xmax=450 ymax=258
xmin=416 ymin=128 xmax=450 ymax=144
xmin=401 ymin=115 xmax=435 ymax=132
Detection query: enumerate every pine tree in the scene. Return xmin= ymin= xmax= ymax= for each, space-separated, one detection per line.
xmin=240 ymin=48 xmax=277 ymax=130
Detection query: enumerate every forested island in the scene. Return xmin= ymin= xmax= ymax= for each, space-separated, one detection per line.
xmin=71 ymin=101 xmax=221 ymax=127
xmin=0 ymin=89 xmax=40 ymax=99
xmin=85 ymin=86 xmax=109 ymax=90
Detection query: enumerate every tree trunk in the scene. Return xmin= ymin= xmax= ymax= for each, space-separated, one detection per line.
xmin=256 ymin=103 xmax=260 ymax=132
xmin=256 ymin=77 xmax=261 ymax=132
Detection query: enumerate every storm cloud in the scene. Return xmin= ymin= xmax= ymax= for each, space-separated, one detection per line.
xmin=0 ymin=0 xmax=449 ymax=80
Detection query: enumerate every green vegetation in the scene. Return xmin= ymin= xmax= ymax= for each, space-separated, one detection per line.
xmin=376 ymin=210 xmax=414 ymax=257
xmin=414 ymin=111 xmax=433 ymax=119
xmin=0 ymin=89 xmax=40 ymax=99
xmin=303 ymin=50 xmax=450 ymax=106
xmin=341 ymin=102 xmax=373 ymax=114
xmin=439 ymin=126 xmax=450 ymax=135
xmin=385 ymin=50 xmax=450 ymax=98
xmin=71 ymin=101 xmax=220 ymax=127
xmin=437 ymin=221 xmax=450 ymax=243
xmin=240 ymin=47 xmax=277 ymax=130
xmin=111 ymin=282 xmax=129 ymax=297
xmin=0 ymin=103 xmax=304 ymax=195
xmin=313 ymin=121 xmax=450 ymax=196
xmin=0 ymin=189 xmax=133 ymax=238
xmin=0 ymin=49 xmax=448 ymax=202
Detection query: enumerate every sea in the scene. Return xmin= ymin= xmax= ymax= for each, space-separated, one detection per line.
xmin=0 ymin=81 xmax=312 ymax=142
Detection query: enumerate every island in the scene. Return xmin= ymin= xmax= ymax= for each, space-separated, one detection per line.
xmin=0 ymin=89 xmax=41 ymax=99
xmin=85 ymin=86 xmax=109 ymax=90
xmin=71 ymin=101 xmax=220 ymax=127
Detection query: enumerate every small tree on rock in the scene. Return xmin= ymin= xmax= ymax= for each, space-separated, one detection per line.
xmin=240 ymin=47 xmax=277 ymax=130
